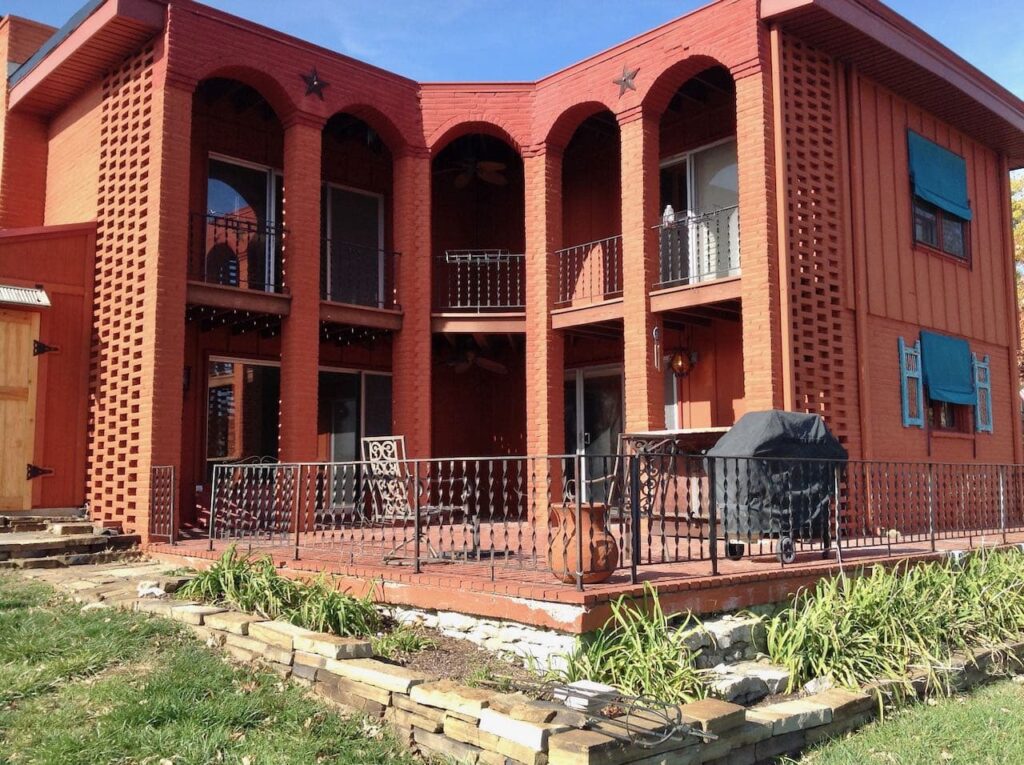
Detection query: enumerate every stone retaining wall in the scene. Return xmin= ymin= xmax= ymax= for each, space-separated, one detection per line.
xmin=391 ymin=605 xmax=769 ymax=673
xmin=124 ymin=597 xmax=1021 ymax=765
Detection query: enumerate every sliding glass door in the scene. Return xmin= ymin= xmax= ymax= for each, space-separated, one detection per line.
xmin=659 ymin=139 xmax=739 ymax=284
xmin=205 ymin=157 xmax=283 ymax=291
xmin=564 ymin=367 xmax=624 ymax=504
xmin=322 ymin=185 xmax=384 ymax=306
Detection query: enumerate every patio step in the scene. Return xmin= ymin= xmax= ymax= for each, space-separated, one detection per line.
xmin=0 ymin=509 xmax=88 ymax=535
xmin=0 ymin=530 xmax=141 ymax=566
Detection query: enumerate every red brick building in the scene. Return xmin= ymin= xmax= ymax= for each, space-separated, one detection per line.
xmin=1 ymin=0 xmax=1022 ymax=539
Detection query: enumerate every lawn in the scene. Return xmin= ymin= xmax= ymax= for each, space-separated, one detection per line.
xmin=0 ymin=573 xmax=415 ymax=765
xmin=793 ymin=680 xmax=1024 ymax=765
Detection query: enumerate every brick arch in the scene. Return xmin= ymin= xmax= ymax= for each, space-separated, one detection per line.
xmin=428 ymin=118 xmax=524 ymax=157
xmin=195 ymin=64 xmax=297 ymax=124
xmin=326 ymin=103 xmax=419 ymax=156
xmin=640 ymin=54 xmax=734 ymax=118
xmin=541 ymin=100 xmax=618 ymax=151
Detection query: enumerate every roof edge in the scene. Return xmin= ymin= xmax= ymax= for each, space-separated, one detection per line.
xmin=761 ymin=0 xmax=1024 ymax=135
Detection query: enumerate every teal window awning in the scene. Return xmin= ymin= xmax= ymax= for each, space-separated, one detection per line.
xmin=907 ymin=131 xmax=972 ymax=221
xmin=920 ymin=330 xmax=975 ymax=405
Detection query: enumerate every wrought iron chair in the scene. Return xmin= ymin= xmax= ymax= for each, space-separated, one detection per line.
xmin=361 ymin=436 xmax=475 ymax=564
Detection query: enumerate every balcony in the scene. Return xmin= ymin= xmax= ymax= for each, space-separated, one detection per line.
xmin=186 ymin=212 xmax=289 ymax=317
xmin=188 ymin=212 xmax=285 ymax=293
xmin=321 ymin=239 xmax=398 ymax=310
xmin=551 ymin=235 xmax=623 ymax=329
xmin=433 ymin=249 xmax=524 ymax=309
xmin=651 ymin=206 xmax=741 ymax=313
xmin=656 ymin=205 xmax=740 ymax=288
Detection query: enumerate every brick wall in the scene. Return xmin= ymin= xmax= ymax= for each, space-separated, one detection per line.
xmin=44 ymin=83 xmax=102 ymax=225
xmin=88 ymin=46 xmax=158 ymax=530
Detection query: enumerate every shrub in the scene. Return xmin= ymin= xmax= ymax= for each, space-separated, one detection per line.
xmin=548 ymin=582 xmax=707 ymax=703
xmin=178 ymin=546 xmax=382 ymax=637
xmin=766 ymin=549 xmax=1024 ymax=694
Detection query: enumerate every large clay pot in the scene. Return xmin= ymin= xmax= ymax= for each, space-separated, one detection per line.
xmin=547 ymin=503 xmax=620 ymax=584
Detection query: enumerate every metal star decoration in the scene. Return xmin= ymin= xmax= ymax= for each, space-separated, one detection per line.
xmin=613 ymin=65 xmax=638 ymax=97
xmin=300 ymin=67 xmax=329 ymax=100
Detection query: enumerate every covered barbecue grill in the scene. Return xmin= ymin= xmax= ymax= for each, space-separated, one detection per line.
xmin=705 ymin=411 xmax=847 ymax=563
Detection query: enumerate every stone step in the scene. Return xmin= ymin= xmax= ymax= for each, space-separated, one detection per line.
xmin=0 ymin=532 xmax=140 ymax=562
xmin=48 ymin=522 xmax=97 ymax=536
xmin=0 ymin=547 xmax=145 ymax=570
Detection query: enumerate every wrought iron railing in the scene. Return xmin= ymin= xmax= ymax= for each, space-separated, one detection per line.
xmin=655 ymin=205 xmax=740 ymax=289
xmin=433 ymin=250 xmax=525 ymax=312
xmin=555 ymin=235 xmax=622 ymax=308
xmin=188 ymin=212 xmax=286 ymax=293
xmin=149 ymin=465 xmax=177 ymax=544
xmin=321 ymin=239 xmax=399 ymax=309
xmin=190 ymin=454 xmax=1024 ymax=589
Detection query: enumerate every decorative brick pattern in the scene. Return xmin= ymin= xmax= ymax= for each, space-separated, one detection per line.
xmin=777 ymin=35 xmax=860 ymax=454
xmin=88 ymin=47 xmax=156 ymax=529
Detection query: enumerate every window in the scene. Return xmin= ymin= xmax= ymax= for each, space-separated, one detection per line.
xmin=900 ymin=332 xmax=993 ymax=435
xmin=907 ymin=131 xmax=972 ymax=262
xmin=927 ymin=399 xmax=971 ymax=433
xmin=913 ymin=198 xmax=968 ymax=259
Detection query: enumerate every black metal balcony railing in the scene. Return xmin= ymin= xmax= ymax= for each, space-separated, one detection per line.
xmin=655 ymin=205 xmax=740 ymax=289
xmin=188 ymin=213 xmax=285 ymax=293
xmin=321 ymin=239 xmax=399 ymax=310
xmin=433 ymin=250 xmax=525 ymax=312
xmin=555 ymin=234 xmax=623 ymax=308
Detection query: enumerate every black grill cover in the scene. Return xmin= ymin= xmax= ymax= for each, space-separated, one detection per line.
xmin=704 ymin=411 xmax=848 ymax=540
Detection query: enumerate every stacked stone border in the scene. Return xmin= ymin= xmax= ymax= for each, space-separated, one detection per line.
xmin=38 ymin=562 xmax=1024 ymax=765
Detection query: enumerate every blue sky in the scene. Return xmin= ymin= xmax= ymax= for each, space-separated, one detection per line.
xmin=7 ymin=0 xmax=1023 ymax=95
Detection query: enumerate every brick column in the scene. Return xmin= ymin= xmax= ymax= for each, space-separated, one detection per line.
xmin=618 ymin=108 xmax=664 ymax=431
xmin=737 ymin=64 xmax=784 ymax=411
xmin=391 ymin=149 xmax=432 ymax=458
xmin=278 ymin=116 xmax=323 ymax=462
xmin=523 ymin=146 xmax=565 ymax=459
xmin=136 ymin=70 xmax=193 ymax=542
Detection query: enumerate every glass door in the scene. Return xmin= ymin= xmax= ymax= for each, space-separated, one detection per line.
xmin=206 ymin=158 xmax=281 ymax=291
xmin=565 ymin=367 xmax=624 ymax=504
xmin=323 ymin=185 xmax=384 ymax=306
xmin=691 ymin=139 xmax=738 ymax=280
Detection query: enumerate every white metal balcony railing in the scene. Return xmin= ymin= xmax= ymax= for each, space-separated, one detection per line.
xmin=655 ymin=205 xmax=740 ymax=289
xmin=433 ymin=250 xmax=525 ymax=312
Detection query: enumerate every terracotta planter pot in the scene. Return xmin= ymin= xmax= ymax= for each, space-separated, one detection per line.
xmin=547 ymin=502 xmax=620 ymax=584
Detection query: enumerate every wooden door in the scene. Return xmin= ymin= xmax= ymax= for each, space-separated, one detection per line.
xmin=0 ymin=309 xmax=39 ymax=511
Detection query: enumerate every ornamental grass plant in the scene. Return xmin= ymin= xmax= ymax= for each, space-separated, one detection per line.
xmin=766 ymin=548 xmax=1024 ymax=694
xmin=547 ymin=581 xmax=708 ymax=703
xmin=178 ymin=546 xmax=382 ymax=637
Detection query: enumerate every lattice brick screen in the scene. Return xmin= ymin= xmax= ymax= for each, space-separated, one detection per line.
xmin=87 ymin=46 xmax=155 ymax=529
xmin=779 ymin=35 xmax=860 ymax=455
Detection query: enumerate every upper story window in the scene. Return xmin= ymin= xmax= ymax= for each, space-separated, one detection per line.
xmin=907 ymin=131 xmax=972 ymax=261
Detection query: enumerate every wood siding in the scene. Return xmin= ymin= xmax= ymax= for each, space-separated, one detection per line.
xmin=851 ymin=76 xmax=1013 ymax=346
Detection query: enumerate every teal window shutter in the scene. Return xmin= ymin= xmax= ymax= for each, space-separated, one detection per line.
xmin=973 ymin=353 xmax=993 ymax=433
xmin=899 ymin=337 xmax=925 ymax=428
xmin=907 ymin=131 xmax=972 ymax=221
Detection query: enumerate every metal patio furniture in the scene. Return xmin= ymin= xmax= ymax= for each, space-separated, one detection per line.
xmin=361 ymin=436 xmax=476 ymax=564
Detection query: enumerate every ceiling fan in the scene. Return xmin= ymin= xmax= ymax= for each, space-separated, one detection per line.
xmin=449 ymin=158 xmax=508 ymax=189
xmin=440 ymin=335 xmax=509 ymax=375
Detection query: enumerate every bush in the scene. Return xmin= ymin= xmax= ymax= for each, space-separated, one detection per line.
xmin=178 ymin=546 xmax=382 ymax=637
xmin=766 ymin=549 xmax=1024 ymax=693
xmin=548 ymin=582 xmax=707 ymax=703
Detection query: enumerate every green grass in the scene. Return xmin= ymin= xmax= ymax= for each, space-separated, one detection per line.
xmin=791 ymin=680 xmax=1024 ymax=765
xmin=0 ymin=573 xmax=414 ymax=764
